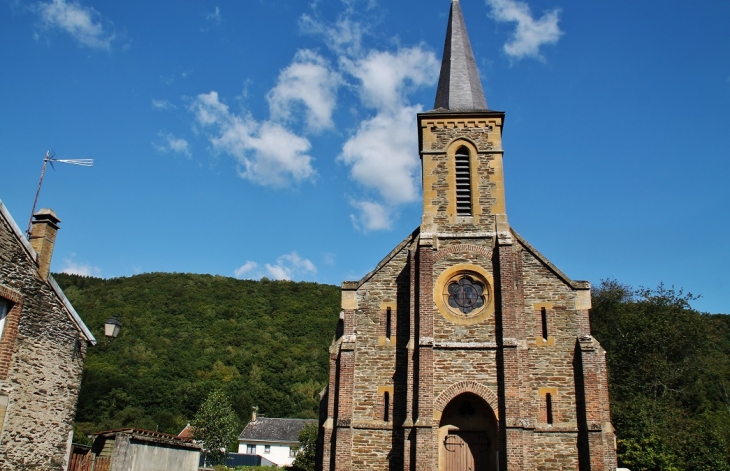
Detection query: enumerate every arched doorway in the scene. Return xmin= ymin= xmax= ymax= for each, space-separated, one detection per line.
xmin=438 ymin=393 xmax=498 ymax=471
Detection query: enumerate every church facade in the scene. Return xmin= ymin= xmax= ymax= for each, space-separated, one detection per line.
xmin=319 ymin=1 xmax=617 ymax=470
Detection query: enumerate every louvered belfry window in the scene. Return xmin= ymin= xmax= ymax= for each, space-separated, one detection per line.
xmin=455 ymin=147 xmax=472 ymax=215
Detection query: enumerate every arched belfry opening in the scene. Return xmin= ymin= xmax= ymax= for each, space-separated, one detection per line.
xmin=455 ymin=146 xmax=472 ymax=216
xmin=438 ymin=393 xmax=498 ymax=471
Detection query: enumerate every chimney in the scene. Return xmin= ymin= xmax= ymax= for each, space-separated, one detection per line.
xmin=29 ymin=208 xmax=61 ymax=280
xmin=251 ymin=405 xmax=259 ymax=422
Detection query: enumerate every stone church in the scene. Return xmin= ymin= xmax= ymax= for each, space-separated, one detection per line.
xmin=319 ymin=1 xmax=617 ymax=470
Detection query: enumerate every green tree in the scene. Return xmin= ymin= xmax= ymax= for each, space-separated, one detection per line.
xmin=290 ymin=422 xmax=318 ymax=471
xmin=192 ymin=389 xmax=239 ymax=466
xmin=591 ymin=280 xmax=730 ymax=470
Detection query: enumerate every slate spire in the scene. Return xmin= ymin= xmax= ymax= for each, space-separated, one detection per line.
xmin=434 ymin=0 xmax=488 ymax=111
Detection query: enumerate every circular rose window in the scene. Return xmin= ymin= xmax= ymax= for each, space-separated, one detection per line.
xmin=435 ymin=265 xmax=494 ymax=324
xmin=447 ymin=275 xmax=485 ymax=315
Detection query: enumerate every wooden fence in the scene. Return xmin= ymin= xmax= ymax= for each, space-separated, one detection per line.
xmin=68 ymin=452 xmax=110 ymax=471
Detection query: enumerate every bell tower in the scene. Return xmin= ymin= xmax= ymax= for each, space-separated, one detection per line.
xmin=418 ymin=0 xmax=510 ymax=245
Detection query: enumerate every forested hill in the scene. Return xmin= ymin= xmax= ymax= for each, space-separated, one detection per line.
xmin=54 ymin=273 xmax=341 ymax=439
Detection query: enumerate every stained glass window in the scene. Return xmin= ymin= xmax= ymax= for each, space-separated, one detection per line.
xmin=447 ymin=276 xmax=485 ymax=314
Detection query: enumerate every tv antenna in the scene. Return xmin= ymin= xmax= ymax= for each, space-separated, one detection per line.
xmin=26 ymin=150 xmax=94 ymax=239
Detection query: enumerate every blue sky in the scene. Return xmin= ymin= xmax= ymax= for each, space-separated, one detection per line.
xmin=1 ymin=0 xmax=729 ymax=313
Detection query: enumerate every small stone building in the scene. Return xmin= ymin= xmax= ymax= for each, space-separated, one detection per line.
xmin=0 ymin=201 xmax=96 ymax=470
xmin=319 ymin=1 xmax=617 ymax=470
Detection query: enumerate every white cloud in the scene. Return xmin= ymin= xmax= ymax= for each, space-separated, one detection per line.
xmin=34 ymin=0 xmax=115 ymax=50
xmin=182 ymin=6 xmax=439 ymax=230
xmin=268 ymin=50 xmax=341 ymax=133
xmin=299 ymin=14 xmax=366 ymax=57
xmin=152 ymin=99 xmax=175 ymax=110
xmin=339 ymin=106 xmax=421 ymax=204
xmin=264 ymin=252 xmax=317 ymax=281
xmin=299 ymin=12 xmax=439 ymax=231
xmin=234 ymin=261 xmax=258 ymax=278
xmin=190 ymin=91 xmax=315 ymax=187
xmin=349 ymin=200 xmax=392 ymax=232
xmin=61 ymin=259 xmax=101 ymax=277
xmin=338 ymin=47 xmax=438 ymax=210
xmin=153 ymin=133 xmax=191 ymax=157
xmin=343 ymin=47 xmax=439 ymax=112
xmin=485 ymin=0 xmax=562 ymax=60
xmin=206 ymin=6 xmax=221 ymax=24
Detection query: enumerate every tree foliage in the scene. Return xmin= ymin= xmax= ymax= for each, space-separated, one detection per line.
xmin=54 ymin=273 xmax=340 ymax=436
xmin=193 ymin=389 xmax=239 ymax=466
xmin=291 ymin=422 xmax=318 ymax=471
xmin=592 ymin=280 xmax=730 ymax=470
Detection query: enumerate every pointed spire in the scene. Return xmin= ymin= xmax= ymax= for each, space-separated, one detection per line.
xmin=434 ymin=0 xmax=488 ymax=111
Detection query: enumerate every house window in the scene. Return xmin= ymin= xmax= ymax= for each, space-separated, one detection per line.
xmin=289 ymin=447 xmax=297 ymax=457
xmin=455 ymin=147 xmax=472 ymax=216
xmin=264 ymin=445 xmax=270 ymax=454
xmin=0 ymin=299 xmax=8 ymax=338
xmin=246 ymin=444 xmax=256 ymax=454
xmin=541 ymin=307 xmax=548 ymax=340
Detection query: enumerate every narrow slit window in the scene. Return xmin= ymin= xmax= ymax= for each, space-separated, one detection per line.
xmin=546 ymin=393 xmax=554 ymax=425
xmin=455 ymin=147 xmax=472 ymax=215
xmin=385 ymin=307 xmax=392 ymax=339
xmin=384 ymin=392 xmax=390 ymax=422
xmin=541 ymin=307 xmax=548 ymax=340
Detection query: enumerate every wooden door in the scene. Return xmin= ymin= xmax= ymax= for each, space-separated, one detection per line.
xmin=444 ymin=431 xmax=492 ymax=471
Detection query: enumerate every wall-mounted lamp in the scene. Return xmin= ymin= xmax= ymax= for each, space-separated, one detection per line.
xmin=104 ymin=316 xmax=122 ymax=339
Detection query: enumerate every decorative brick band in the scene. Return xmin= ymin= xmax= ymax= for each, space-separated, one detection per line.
xmin=434 ymin=380 xmax=499 ymax=418
xmin=0 ymin=284 xmax=23 ymax=380
xmin=421 ymin=119 xmax=496 ymax=130
xmin=434 ymin=244 xmax=493 ymax=262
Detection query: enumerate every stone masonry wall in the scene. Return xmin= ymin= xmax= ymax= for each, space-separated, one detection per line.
xmin=521 ymin=247 xmax=582 ymax=429
xmin=0 ymin=213 xmax=86 ymax=470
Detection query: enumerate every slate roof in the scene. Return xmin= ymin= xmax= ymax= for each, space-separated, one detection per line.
xmin=238 ymin=418 xmax=316 ymax=444
xmin=433 ymin=0 xmax=489 ymax=111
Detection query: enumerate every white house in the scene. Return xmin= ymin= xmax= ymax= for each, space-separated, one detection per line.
xmin=237 ymin=412 xmax=315 ymax=467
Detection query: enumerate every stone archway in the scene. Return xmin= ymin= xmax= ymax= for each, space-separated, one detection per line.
xmin=434 ymin=380 xmax=500 ymax=417
xmin=437 ymin=392 xmax=498 ymax=471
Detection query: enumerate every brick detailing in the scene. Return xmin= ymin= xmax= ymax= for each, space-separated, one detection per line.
xmin=334 ymin=349 xmax=354 ymax=471
xmin=405 ymin=249 xmax=416 ymax=426
xmin=0 ymin=285 xmax=22 ymax=380
xmin=342 ymin=309 xmax=355 ymax=337
xmin=433 ymin=380 xmax=499 ymax=415
xmin=433 ymin=244 xmax=493 ymax=262
xmin=426 ymin=121 xmax=497 ymax=152
xmin=577 ymin=337 xmax=617 ymax=471
xmin=495 ymin=243 xmax=532 ymax=470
